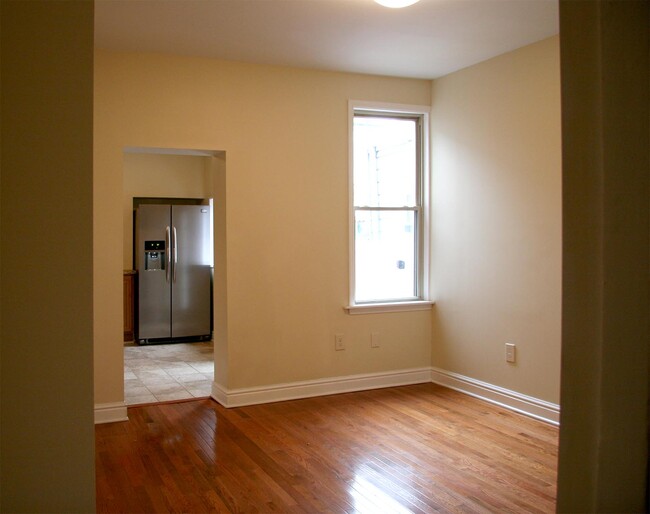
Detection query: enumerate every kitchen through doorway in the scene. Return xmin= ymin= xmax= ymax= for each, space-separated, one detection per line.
xmin=122 ymin=148 xmax=223 ymax=406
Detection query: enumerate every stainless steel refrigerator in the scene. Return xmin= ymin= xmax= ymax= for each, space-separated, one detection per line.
xmin=135 ymin=204 xmax=212 ymax=343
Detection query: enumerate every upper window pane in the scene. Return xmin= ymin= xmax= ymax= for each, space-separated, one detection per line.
xmin=353 ymin=115 xmax=417 ymax=208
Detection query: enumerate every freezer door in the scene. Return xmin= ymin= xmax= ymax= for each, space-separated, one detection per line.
xmin=136 ymin=204 xmax=172 ymax=340
xmin=171 ymin=205 xmax=211 ymax=338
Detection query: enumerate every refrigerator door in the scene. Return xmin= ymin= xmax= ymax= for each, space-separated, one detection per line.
xmin=137 ymin=204 xmax=172 ymax=340
xmin=171 ymin=205 xmax=211 ymax=338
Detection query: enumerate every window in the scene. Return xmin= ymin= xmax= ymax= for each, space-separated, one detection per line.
xmin=348 ymin=102 xmax=431 ymax=313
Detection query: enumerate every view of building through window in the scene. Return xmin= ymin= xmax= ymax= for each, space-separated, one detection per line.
xmin=353 ymin=113 xmax=422 ymax=303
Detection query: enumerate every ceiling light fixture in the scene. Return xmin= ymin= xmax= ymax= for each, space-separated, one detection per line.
xmin=374 ymin=0 xmax=420 ymax=8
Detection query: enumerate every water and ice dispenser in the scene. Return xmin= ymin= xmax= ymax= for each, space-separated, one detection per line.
xmin=144 ymin=240 xmax=166 ymax=271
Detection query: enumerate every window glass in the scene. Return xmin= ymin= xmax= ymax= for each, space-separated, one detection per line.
xmin=353 ymin=116 xmax=417 ymax=208
xmin=354 ymin=210 xmax=416 ymax=302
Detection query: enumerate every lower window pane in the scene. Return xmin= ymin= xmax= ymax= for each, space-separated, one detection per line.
xmin=355 ymin=210 xmax=416 ymax=302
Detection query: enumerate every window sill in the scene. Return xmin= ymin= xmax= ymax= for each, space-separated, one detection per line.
xmin=344 ymin=300 xmax=434 ymax=315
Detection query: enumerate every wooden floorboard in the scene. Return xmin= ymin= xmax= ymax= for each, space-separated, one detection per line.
xmin=95 ymin=383 xmax=558 ymax=513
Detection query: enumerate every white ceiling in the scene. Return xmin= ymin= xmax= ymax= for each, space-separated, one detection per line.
xmin=95 ymin=0 xmax=559 ymax=80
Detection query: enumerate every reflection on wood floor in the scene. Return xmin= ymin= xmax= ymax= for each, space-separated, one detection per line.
xmin=95 ymin=383 xmax=558 ymax=513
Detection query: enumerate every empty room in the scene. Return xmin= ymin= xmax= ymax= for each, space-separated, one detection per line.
xmin=1 ymin=0 xmax=647 ymax=512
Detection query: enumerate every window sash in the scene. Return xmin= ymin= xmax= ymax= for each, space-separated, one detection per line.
xmin=350 ymin=104 xmax=428 ymax=306
xmin=353 ymin=113 xmax=422 ymax=210
xmin=354 ymin=207 xmax=420 ymax=302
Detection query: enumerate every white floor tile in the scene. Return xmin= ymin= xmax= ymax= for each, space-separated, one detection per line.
xmin=124 ymin=342 xmax=214 ymax=406
xmin=155 ymin=391 xmax=195 ymax=402
xmin=189 ymin=362 xmax=214 ymax=374
xmin=134 ymin=368 xmax=171 ymax=379
xmin=187 ymin=384 xmax=212 ymax=397
xmin=125 ymin=394 xmax=156 ymax=405
xmin=175 ymin=373 xmax=211 ymax=384
xmin=125 ymin=385 xmax=152 ymax=398
xmin=146 ymin=382 xmax=189 ymax=396
xmin=137 ymin=377 xmax=171 ymax=388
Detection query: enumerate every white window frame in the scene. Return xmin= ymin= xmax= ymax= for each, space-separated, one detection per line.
xmin=345 ymin=100 xmax=433 ymax=315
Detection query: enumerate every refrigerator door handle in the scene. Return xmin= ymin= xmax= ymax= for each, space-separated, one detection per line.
xmin=165 ymin=226 xmax=171 ymax=283
xmin=172 ymin=226 xmax=178 ymax=283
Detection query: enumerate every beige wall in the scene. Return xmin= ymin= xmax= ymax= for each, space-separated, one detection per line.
xmin=430 ymin=37 xmax=562 ymax=403
xmin=94 ymin=51 xmax=433 ymax=403
xmin=123 ymin=152 xmax=211 ymax=268
xmin=1 ymin=1 xmax=95 ymax=510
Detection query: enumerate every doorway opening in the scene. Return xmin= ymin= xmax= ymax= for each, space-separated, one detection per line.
xmin=121 ymin=147 xmax=226 ymax=405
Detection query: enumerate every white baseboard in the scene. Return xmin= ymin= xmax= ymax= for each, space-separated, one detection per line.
xmin=211 ymin=382 xmax=229 ymax=406
xmin=214 ymin=366 xmax=560 ymax=426
xmin=211 ymin=367 xmax=432 ymax=408
xmin=430 ymin=367 xmax=560 ymax=425
xmin=94 ymin=402 xmax=129 ymax=424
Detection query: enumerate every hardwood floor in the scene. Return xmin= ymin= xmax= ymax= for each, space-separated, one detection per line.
xmin=95 ymin=383 xmax=558 ymax=513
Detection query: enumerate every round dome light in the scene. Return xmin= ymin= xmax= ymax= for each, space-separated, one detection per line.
xmin=374 ymin=0 xmax=420 ymax=8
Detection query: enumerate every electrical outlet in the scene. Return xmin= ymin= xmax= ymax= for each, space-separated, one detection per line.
xmin=335 ymin=334 xmax=345 ymax=351
xmin=505 ymin=342 xmax=516 ymax=363
xmin=371 ymin=332 xmax=380 ymax=348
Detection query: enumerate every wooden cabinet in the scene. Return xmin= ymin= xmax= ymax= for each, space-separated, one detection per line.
xmin=123 ymin=271 xmax=136 ymax=342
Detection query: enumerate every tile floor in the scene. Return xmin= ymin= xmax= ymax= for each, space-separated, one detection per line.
xmin=124 ymin=341 xmax=214 ymax=405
